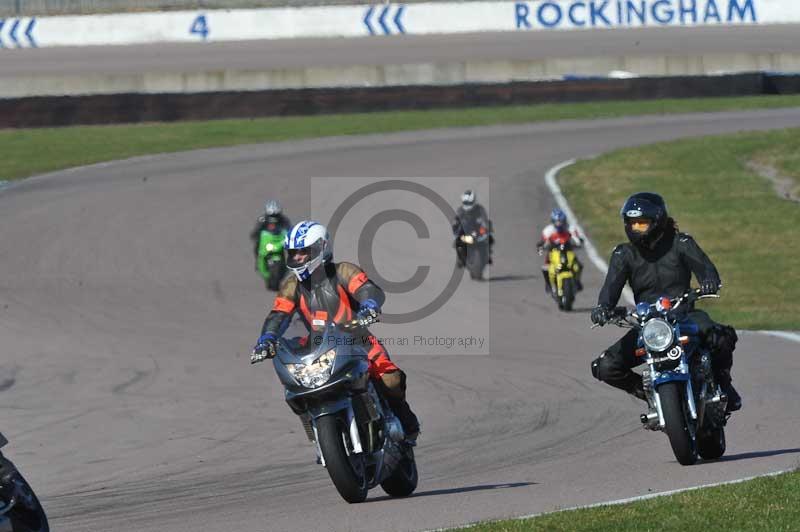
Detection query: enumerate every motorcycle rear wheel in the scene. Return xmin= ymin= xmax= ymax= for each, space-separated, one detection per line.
xmin=317 ymin=415 xmax=369 ymax=503
xmin=380 ymin=447 xmax=418 ymax=498
xmin=659 ymin=382 xmax=698 ymax=465
xmin=698 ymin=427 xmax=726 ymax=460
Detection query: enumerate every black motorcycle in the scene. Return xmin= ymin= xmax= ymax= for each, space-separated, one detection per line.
xmin=456 ymin=216 xmax=491 ymax=280
xmin=271 ymin=323 xmax=418 ymax=503
xmin=594 ymin=290 xmax=728 ymax=465
xmin=0 ymin=433 xmax=49 ymax=532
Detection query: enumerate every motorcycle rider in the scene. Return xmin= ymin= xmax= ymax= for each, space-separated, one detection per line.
xmin=536 ymin=208 xmax=585 ymax=294
xmin=452 ymin=190 xmax=494 ymax=267
xmin=250 ymin=220 xmax=421 ymax=440
xmin=250 ymin=200 xmax=292 ymax=270
xmin=590 ymin=192 xmax=741 ymax=412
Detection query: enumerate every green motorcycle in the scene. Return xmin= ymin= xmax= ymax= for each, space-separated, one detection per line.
xmin=258 ymin=229 xmax=287 ymax=290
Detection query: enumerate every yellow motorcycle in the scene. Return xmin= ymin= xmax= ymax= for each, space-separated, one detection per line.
xmin=547 ymin=240 xmax=581 ymax=311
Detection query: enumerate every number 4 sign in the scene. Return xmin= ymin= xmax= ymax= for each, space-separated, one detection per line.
xmin=190 ymin=14 xmax=209 ymax=40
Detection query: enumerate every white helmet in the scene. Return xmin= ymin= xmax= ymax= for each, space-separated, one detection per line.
xmin=461 ymin=190 xmax=476 ymax=211
xmin=284 ymin=220 xmax=331 ymax=281
xmin=264 ymin=199 xmax=282 ymax=216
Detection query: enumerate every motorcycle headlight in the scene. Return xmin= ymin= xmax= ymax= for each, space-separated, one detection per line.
xmin=265 ymin=243 xmax=275 ymax=252
xmin=642 ymin=319 xmax=674 ymax=352
xmin=461 ymin=234 xmax=474 ymax=244
xmin=285 ymin=349 xmax=336 ymax=388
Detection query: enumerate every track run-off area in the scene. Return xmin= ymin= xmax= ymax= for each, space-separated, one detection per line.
xmin=1 ymin=110 xmax=800 ymax=531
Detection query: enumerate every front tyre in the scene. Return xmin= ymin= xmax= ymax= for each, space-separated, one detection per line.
xmin=267 ymin=260 xmax=284 ymax=291
xmin=659 ymin=382 xmax=698 ymax=465
xmin=561 ymin=277 xmax=575 ymax=312
xmin=467 ymin=246 xmax=485 ymax=280
xmin=698 ymin=427 xmax=726 ymax=460
xmin=380 ymin=447 xmax=418 ymax=498
xmin=316 ymin=415 xmax=368 ymax=503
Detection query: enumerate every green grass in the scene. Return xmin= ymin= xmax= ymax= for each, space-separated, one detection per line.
xmin=4 ymin=95 xmax=800 ymax=181
xmin=459 ymin=470 xmax=800 ymax=532
xmin=559 ymin=128 xmax=800 ymax=330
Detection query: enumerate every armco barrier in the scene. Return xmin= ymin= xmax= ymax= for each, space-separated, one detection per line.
xmin=1 ymin=72 xmax=797 ymax=129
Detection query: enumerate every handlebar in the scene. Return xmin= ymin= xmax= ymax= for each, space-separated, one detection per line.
xmin=591 ymin=289 xmax=720 ymax=329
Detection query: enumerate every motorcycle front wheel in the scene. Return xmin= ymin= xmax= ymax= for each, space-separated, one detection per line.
xmin=267 ymin=260 xmax=284 ymax=291
xmin=317 ymin=415 xmax=369 ymax=503
xmin=560 ymin=277 xmax=575 ymax=312
xmin=659 ymin=382 xmax=698 ymax=465
xmin=467 ymin=246 xmax=485 ymax=280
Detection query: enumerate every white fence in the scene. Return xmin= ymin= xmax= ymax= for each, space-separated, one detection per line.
xmin=0 ymin=0 xmax=797 ymax=49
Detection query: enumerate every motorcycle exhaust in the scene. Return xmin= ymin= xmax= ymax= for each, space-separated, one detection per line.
xmin=640 ymin=412 xmax=659 ymax=430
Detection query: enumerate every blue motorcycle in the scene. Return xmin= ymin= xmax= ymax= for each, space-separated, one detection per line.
xmin=596 ymin=289 xmax=728 ymax=465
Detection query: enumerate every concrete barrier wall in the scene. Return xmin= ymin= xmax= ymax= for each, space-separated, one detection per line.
xmin=0 ymin=0 xmax=797 ymax=49
xmin=6 ymin=52 xmax=800 ymax=99
xmin=2 ymin=72 xmax=798 ymax=128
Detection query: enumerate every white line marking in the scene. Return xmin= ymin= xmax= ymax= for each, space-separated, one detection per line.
xmin=544 ymin=158 xmax=634 ymax=305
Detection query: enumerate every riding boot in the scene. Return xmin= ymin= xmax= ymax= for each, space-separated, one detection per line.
xmin=714 ymin=369 xmax=742 ymax=412
xmin=386 ymin=397 xmax=420 ymax=442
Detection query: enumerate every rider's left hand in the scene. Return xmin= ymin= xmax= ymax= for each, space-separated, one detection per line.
xmin=341 ymin=300 xmax=381 ymax=331
xmin=699 ymin=279 xmax=719 ymax=296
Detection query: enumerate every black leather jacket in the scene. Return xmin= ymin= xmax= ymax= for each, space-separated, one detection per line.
xmin=598 ymin=228 xmax=721 ymax=309
xmin=452 ymin=204 xmax=493 ymax=236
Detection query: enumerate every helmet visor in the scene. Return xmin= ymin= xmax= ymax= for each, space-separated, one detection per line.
xmin=286 ymin=241 xmax=323 ymax=269
xmin=627 ymin=217 xmax=652 ymax=233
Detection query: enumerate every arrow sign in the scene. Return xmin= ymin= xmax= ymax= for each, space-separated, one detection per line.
xmin=393 ymin=6 xmax=406 ymax=34
xmin=0 ymin=18 xmax=36 ymax=49
xmin=8 ymin=18 xmax=20 ymax=47
xmin=25 ymin=18 xmax=37 ymax=47
xmin=363 ymin=6 xmax=376 ymax=35
xmin=363 ymin=4 xmax=406 ymax=35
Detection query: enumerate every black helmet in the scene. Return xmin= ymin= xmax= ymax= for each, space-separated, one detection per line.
xmin=620 ymin=192 xmax=668 ymax=247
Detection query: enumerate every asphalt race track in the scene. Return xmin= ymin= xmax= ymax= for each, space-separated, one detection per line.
xmin=2 ymin=110 xmax=800 ymax=531
xmin=1 ymin=25 xmax=799 ymax=77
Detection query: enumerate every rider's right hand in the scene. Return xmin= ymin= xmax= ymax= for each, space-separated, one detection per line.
xmin=251 ymin=332 xmax=278 ymax=364
xmin=590 ymin=306 xmax=612 ymax=326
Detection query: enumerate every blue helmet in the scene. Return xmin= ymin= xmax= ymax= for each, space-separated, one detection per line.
xmin=284 ymin=220 xmax=331 ymax=281
xmin=550 ymin=208 xmax=567 ymax=229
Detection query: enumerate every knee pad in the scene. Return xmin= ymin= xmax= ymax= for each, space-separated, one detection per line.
xmin=709 ymin=325 xmax=738 ymax=354
xmin=380 ymin=370 xmax=406 ymax=398
xmin=590 ymin=353 xmax=608 ymax=381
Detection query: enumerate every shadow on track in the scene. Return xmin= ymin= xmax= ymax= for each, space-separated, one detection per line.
xmin=369 ymin=482 xmax=537 ymax=502
xmin=488 ymin=274 xmax=537 ymax=282
xmin=701 ymin=447 xmax=800 ymax=464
